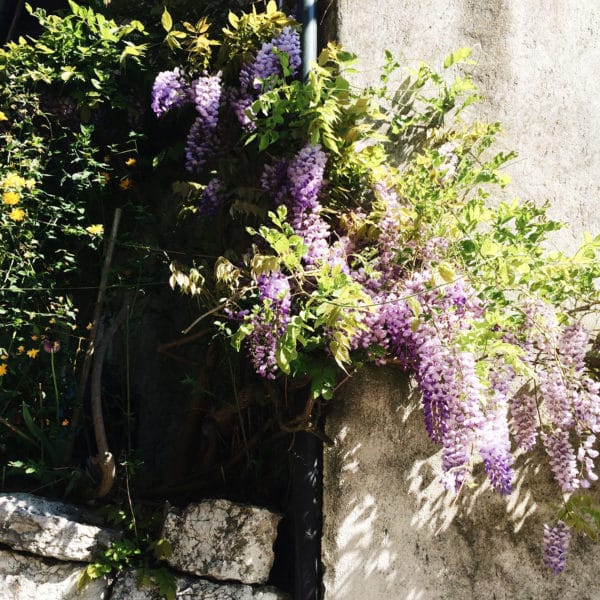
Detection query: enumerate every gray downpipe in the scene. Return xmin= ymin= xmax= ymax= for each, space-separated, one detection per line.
xmin=292 ymin=2 xmax=322 ymax=598
xmin=301 ymin=0 xmax=317 ymax=79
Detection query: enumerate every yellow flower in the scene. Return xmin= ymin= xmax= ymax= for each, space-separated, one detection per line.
xmin=2 ymin=172 xmax=26 ymax=190
xmin=119 ymin=177 xmax=132 ymax=190
xmin=0 ymin=364 xmax=7 ymax=376
xmin=61 ymin=418 xmax=69 ymax=427
xmin=16 ymin=345 xmax=24 ymax=353
xmin=3 ymin=191 xmax=19 ymax=205
xmin=8 ymin=207 xmax=25 ymax=221
xmin=26 ymin=348 xmax=39 ymax=359
xmin=125 ymin=157 xmax=137 ymax=167
xmin=86 ymin=224 xmax=104 ymax=236
xmin=100 ymin=172 xmax=110 ymax=185
xmin=31 ymin=335 xmax=38 ymax=341
xmin=0 ymin=111 xmax=7 ymax=121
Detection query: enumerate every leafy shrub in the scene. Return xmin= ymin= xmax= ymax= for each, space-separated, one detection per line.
xmin=0 ymin=1 xmax=147 ymax=489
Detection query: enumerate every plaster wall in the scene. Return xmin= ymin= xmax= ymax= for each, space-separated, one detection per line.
xmin=322 ymin=6 xmax=600 ymax=598
xmin=322 ymin=368 xmax=600 ymax=600
xmin=331 ymin=0 xmax=600 ymax=253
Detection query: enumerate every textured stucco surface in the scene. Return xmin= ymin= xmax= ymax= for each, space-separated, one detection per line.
xmin=322 ymin=367 xmax=600 ymax=600
xmin=322 ymin=5 xmax=600 ymax=598
xmin=334 ymin=0 xmax=600 ymax=254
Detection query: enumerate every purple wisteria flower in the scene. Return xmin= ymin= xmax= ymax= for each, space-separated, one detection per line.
xmin=543 ymin=521 xmax=571 ymax=574
xmin=479 ymin=397 xmax=514 ymax=495
xmin=151 ymin=67 xmax=191 ymax=117
xmin=285 ymin=144 xmax=330 ymax=265
xmin=198 ymin=178 xmax=225 ymax=217
xmin=229 ymin=88 xmax=255 ymax=130
xmin=509 ymin=389 xmax=539 ymax=452
xmin=542 ymin=429 xmax=580 ymax=493
xmin=240 ymin=26 xmax=301 ymax=92
xmin=192 ymin=73 xmax=222 ymax=128
xmin=245 ymin=271 xmax=291 ymax=380
xmin=185 ymin=72 xmax=223 ymax=174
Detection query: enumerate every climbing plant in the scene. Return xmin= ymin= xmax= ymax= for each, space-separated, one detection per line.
xmin=154 ymin=1 xmax=600 ymax=574
xmin=0 ymin=0 xmax=598 ymax=579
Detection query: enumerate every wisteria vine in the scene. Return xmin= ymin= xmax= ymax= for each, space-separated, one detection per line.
xmin=154 ymin=3 xmax=600 ymax=574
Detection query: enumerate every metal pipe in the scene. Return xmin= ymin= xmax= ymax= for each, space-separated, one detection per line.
xmin=292 ymin=430 xmax=322 ymax=600
xmin=301 ymin=0 xmax=317 ymax=79
xmin=291 ymin=6 xmax=322 ymax=598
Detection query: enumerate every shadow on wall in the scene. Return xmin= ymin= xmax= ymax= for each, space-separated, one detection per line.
xmin=322 ymin=367 xmax=600 ymax=600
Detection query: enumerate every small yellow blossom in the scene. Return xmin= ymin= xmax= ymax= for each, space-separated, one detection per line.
xmin=0 ymin=364 xmax=7 ymax=376
xmin=125 ymin=157 xmax=137 ymax=167
xmin=26 ymin=349 xmax=39 ymax=359
xmin=0 ymin=111 xmax=7 ymax=122
xmin=100 ymin=172 xmax=110 ymax=185
xmin=2 ymin=172 xmax=26 ymax=189
xmin=8 ymin=207 xmax=25 ymax=222
xmin=119 ymin=177 xmax=132 ymax=190
xmin=3 ymin=191 xmax=20 ymax=205
xmin=16 ymin=345 xmax=24 ymax=353
xmin=86 ymin=224 xmax=104 ymax=236
xmin=31 ymin=335 xmax=38 ymax=341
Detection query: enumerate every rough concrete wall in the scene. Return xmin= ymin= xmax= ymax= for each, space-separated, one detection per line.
xmin=322 ymin=367 xmax=600 ymax=600
xmin=334 ymin=0 xmax=600 ymax=253
xmin=321 ymin=6 xmax=600 ymax=597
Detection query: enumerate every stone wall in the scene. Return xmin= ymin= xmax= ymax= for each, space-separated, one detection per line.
xmin=322 ymin=368 xmax=600 ymax=600
xmin=0 ymin=493 xmax=288 ymax=600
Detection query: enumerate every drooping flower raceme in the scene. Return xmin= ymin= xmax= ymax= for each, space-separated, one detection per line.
xmin=151 ymin=67 xmax=191 ymax=117
xmin=240 ymin=26 xmax=301 ymax=93
xmin=284 ymin=144 xmax=330 ymax=265
xmin=543 ymin=521 xmax=571 ymax=574
xmin=244 ymin=271 xmax=291 ymax=380
xmin=198 ymin=178 xmax=224 ymax=217
xmin=185 ymin=72 xmax=223 ymax=174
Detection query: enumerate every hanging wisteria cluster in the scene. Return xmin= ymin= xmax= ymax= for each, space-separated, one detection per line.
xmin=155 ymin=5 xmax=600 ymax=575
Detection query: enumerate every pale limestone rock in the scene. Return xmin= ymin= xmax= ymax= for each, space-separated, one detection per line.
xmin=162 ymin=499 xmax=281 ymax=584
xmin=111 ymin=570 xmax=289 ymax=599
xmin=0 ymin=492 xmax=119 ymax=562
xmin=0 ymin=547 xmax=108 ymax=600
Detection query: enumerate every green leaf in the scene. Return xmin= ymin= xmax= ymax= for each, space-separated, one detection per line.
xmin=443 ymin=47 xmax=473 ymax=68
xmin=161 ymin=7 xmax=173 ymax=33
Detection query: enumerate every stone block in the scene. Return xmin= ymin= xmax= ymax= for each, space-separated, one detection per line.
xmin=0 ymin=492 xmax=119 ymax=562
xmin=162 ymin=498 xmax=281 ymax=585
xmin=0 ymin=547 xmax=108 ymax=600
xmin=111 ymin=570 xmax=289 ymax=599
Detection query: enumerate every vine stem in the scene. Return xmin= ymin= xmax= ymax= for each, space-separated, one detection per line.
xmin=90 ymin=300 xmax=129 ymax=498
xmin=50 ymin=352 xmax=59 ymax=424
xmin=67 ymin=207 xmax=122 ymax=460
